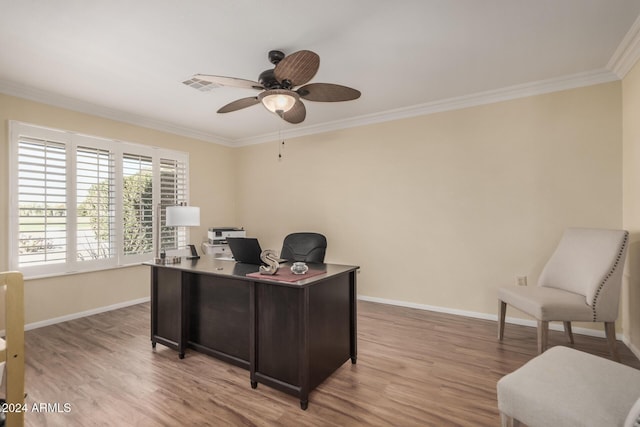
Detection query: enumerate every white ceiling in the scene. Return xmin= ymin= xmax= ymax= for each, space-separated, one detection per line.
xmin=2 ymin=0 xmax=640 ymax=146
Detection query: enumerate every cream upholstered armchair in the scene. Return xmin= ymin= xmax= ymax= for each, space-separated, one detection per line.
xmin=497 ymin=228 xmax=629 ymax=360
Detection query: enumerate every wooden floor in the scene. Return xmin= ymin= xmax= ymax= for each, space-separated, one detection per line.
xmin=21 ymin=301 xmax=640 ymax=427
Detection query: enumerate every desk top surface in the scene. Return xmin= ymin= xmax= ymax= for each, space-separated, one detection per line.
xmin=144 ymin=257 xmax=358 ymax=288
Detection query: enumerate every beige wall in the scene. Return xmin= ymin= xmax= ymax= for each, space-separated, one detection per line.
xmin=236 ymin=82 xmax=623 ymax=324
xmin=623 ymin=61 xmax=640 ymax=352
xmin=0 ymin=81 xmax=628 ymax=337
xmin=0 ymin=93 xmax=236 ymax=325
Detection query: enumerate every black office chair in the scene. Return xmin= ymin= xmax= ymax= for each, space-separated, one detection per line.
xmin=280 ymin=232 xmax=327 ymax=263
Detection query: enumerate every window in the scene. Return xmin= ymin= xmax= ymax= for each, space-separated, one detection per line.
xmin=122 ymin=153 xmax=153 ymax=256
xmin=159 ymin=158 xmax=187 ymax=251
xmin=16 ymin=137 xmax=67 ymax=267
xmin=8 ymin=121 xmax=190 ymax=278
xmin=76 ymin=145 xmax=115 ymax=261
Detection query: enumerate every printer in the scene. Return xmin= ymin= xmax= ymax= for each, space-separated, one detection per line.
xmin=207 ymin=227 xmax=245 ymax=245
xmin=203 ymin=227 xmax=245 ymax=259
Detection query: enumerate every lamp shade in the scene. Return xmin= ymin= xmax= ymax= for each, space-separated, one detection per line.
xmin=259 ymin=89 xmax=299 ymax=114
xmin=166 ymin=205 xmax=200 ymax=227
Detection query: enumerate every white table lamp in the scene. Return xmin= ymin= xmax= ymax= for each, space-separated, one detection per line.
xmin=166 ymin=204 xmax=201 ymax=259
xmin=166 ymin=205 xmax=200 ymax=227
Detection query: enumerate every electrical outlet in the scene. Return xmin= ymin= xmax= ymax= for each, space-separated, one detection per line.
xmin=516 ymin=275 xmax=528 ymax=286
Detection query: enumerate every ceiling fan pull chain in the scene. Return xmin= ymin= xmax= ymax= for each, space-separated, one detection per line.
xmin=278 ymin=128 xmax=285 ymax=161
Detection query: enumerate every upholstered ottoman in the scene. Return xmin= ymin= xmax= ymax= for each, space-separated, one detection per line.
xmin=497 ymin=346 xmax=640 ymax=427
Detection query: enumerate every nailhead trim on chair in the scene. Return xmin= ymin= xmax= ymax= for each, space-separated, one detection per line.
xmin=591 ymin=231 xmax=628 ymax=322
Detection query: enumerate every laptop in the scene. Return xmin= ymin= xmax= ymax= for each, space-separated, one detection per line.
xmin=226 ymin=237 xmax=263 ymax=265
xmin=226 ymin=237 xmax=288 ymax=265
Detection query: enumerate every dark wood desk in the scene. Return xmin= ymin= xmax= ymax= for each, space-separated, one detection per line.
xmin=145 ymin=258 xmax=358 ymax=409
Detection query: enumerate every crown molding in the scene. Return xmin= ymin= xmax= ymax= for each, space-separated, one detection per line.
xmin=0 ymin=68 xmax=620 ymax=148
xmin=0 ymin=79 xmax=235 ymax=146
xmin=234 ymin=68 xmax=619 ymax=146
xmin=608 ymin=13 xmax=640 ymax=78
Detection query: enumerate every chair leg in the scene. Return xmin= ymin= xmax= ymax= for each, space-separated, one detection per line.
xmin=563 ymin=321 xmax=574 ymax=344
xmin=498 ymin=300 xmax=507 ymax=340
xmin=604 ymin=322 xmax=620 ymax=362
xmin=500 ymin=413 xmax=520 ymax=427
xmin=537 ymin=320 xmax=549 ymax=354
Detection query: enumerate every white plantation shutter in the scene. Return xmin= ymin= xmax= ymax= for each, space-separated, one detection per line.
xmin=9 ymin=121 xmax=190 ymax=278
xmin=16 ymin=137 xmax=68 ymax=270
xmin=122 ymin=153 xmax=154 ymax=257
xmin=160 ymin=157 xmax=188 ymax=251
xmin=76 ymin=146 xmax=115 ymax=261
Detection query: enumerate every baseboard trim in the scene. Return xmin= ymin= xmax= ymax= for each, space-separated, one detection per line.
xmin=357 ymin=295 xmax=625 ymax=341
xmin=24 ymin=297 xmax=150 ymax=331
xmin=18 ymin=294 xmax=639 ymax=353
xmin=623 ymin=336 xmax=640 ymax=360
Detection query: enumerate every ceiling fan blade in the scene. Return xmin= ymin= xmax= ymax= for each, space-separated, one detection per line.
xmin=281 ymin=100 xmax=306 ymax=124
xmin=297 ymin=83 xmax=361 ymax=102
xmin=274 ymin=50 xmax=320 ymax=87
xmin=190 ymin=74 xmax=263 ymax=90
xmin=217 ymin=97 xmax=260 ymax=113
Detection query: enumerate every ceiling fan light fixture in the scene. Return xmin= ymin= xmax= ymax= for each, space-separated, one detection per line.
xmin=259 ymin=89 xmax=299 ymax=114
xmin=196 ymin=49 xmax=359 ymax=124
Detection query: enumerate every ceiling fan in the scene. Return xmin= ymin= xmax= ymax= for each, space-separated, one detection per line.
xmin=183 ymin=49 xmax=361 ymax=124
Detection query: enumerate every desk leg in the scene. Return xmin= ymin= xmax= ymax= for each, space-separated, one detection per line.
xmin=350 ymin=270 xmax=358 ymax=364
xmin=178 ymin=272 xmax=189 ymax=359
xmin=249 ymin=282 xmax=257 ymax=389
xmin=299 ymin=287 xmax=310 ymax=410
xmin=150 ymin=267 xmax=157 ymax=350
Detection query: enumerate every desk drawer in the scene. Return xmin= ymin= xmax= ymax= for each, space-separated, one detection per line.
xmin=255 ymin=284 xmax=301 ymax=386
xmin=188 ymin=274 xmax=251 ymax=363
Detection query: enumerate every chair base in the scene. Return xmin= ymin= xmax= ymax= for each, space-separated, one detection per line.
xmin=605 ymin=321 xmax=620 ymax=362
xmin=563 ymin=321 xmax=574 ymax=344
xmin=500 ymin=413 xmax=521 ymax=427
xmin=498 ymin=300 xmax=619 ymax=361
